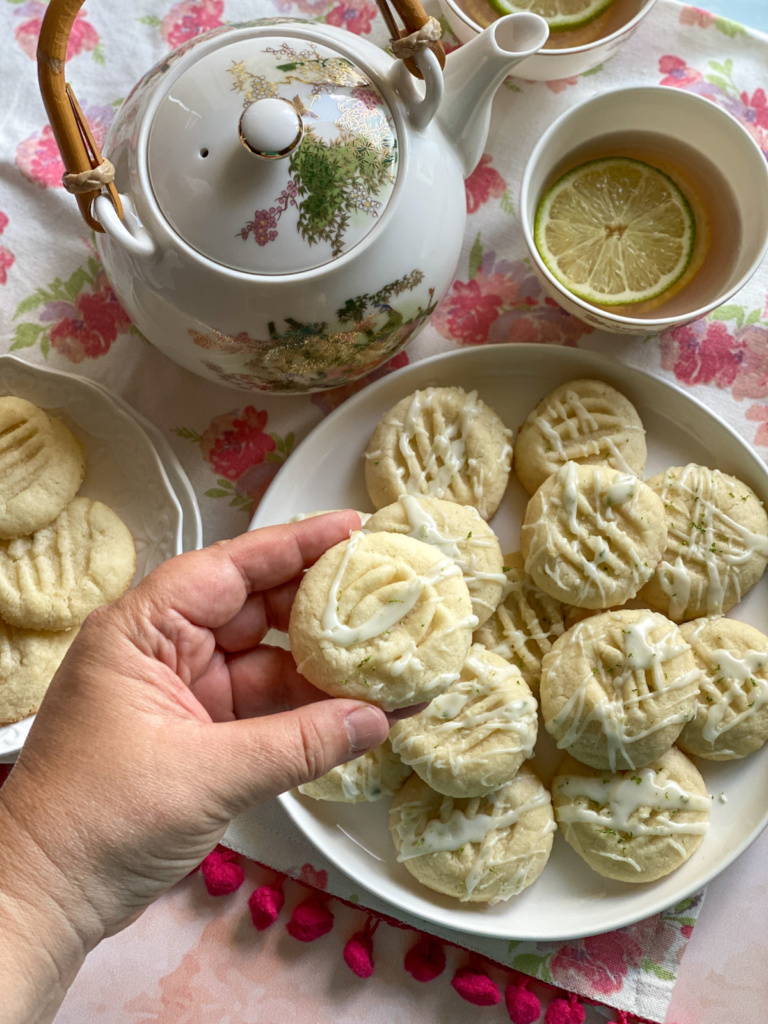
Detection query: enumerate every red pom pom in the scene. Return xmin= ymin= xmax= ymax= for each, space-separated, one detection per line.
xmin=286 ymin=896 xmax=334 ymax=942
xmin=344 ymin=933 xmax=375 ymax=977
xmin=451 ymin=965 xmax=502 ymax=1006
xmin=248 ymin=883 xmax=285 ymax=930
xmin=506 ymin=979 xmax=541 ymax=1024
xmin=404 ymin=934 xmax=446 ymax=982
xmin=201 ymin=847 xmax=244 ymax=896
xmin=545 ymin=994 xmax=586 ymax=1024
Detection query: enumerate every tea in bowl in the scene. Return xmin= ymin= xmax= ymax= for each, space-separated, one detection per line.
xmin=436 ymin=0 xmax=658 ymax=81
xmin=519 ymin=86 xmax=768 ymax=335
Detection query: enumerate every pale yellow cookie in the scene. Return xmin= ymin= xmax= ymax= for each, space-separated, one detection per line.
xmin=521 ymin=462 xmax=667 ymax=610
xmin=552 ymin=747 xmax=710 ymax=883
xmin=473 ymin=551 xmax=566 ymax=694
xmin=677 ymin=617 xmax=768 ymax=760
xmin=0 ymin=497 xmax=136 ymax=631
xmin=364 ymin=386 xmax=513 ymax=520
xmin=639 ymin=465 xmax=768 ymax=621
xmin=0 ymin=397 xmax=85 ymax=539
xmin=298 ymin=740 xmax=411 ymax=802
xmin=390 ymin=644 xmax=538 ymax=798
xmin=514 ymin=378 xmax=647 ymax=495
xmin=365 ymin=495 xmax=505 ymax=627
xmin=540 ymin=609 xmax=700 ymax=771
xmin=289 ymin=531 xmax=477 ymax=711
xmin=389 ymin=765 xmax=555 ymax=904
xmin=0 ymin=619 xmax=78 ymax=724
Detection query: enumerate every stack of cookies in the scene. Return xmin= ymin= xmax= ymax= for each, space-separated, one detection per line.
xmin=288 ymin=380 xmax=768 ymax=904
xmin=0 ymin=396 xmax=136 ymax=727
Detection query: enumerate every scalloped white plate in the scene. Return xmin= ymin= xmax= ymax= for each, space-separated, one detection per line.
xmin=0 ymin=356 xmax=195 ymax=759
xmin=250 ymin=344 xmax=768 ymax=940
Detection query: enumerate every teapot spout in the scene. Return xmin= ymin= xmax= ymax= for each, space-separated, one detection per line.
xmin=437 ymin=14 xmax=548 ymax=179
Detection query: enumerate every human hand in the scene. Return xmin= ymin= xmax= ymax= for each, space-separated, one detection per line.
xmin=0 ymin=512 xmax=390 ymax=1021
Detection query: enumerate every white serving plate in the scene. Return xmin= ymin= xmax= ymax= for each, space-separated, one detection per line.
xmin=0 ymin=356 xmax=193 ymax=758
xmin=250 ymin=344 xmax=768 ymax=940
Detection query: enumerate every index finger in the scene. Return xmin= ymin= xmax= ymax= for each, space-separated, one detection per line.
xmin=134 ymin=510 xmax=361 ymax=629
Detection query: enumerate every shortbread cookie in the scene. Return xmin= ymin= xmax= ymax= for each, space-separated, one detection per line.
xmin=298 ymin=740 xmax=411 ymax=802
xmin=0 ymin=397 xmax=85 ymax=539
xmin=365 ymin=496 xmax=506 ymax=627
xmin=289 ymin=531 xmax=477 ymax=711
xmin=639 ymin=465 xmax=768 ymax=621
xmin=521 ymin=462 xmax=667 ymax=609
xmin=540 ymin=609 xmax=700 ymax=771
xmin=364 ymin=387 xmax=513 ymax=521
xmin=474 ymin=552 xmax=566 ymax=694
xmin=514 ymin=378 xmax=647 ymax=495
xmin=552 ymin=747 xmax=710 ymax=883
xmin=677 ymin=617 xmax=768 ymax=760
xmin=0 ymin=497 xmax=136 ymax=631
xmin=389 ymin=765 xmax=555 ymax=904
xmin=390 ymin=644 xmax=538 ymax=798
xmin=0 ymin=620 xmax=78 ymax=724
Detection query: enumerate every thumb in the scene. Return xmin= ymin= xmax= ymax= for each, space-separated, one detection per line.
xmin=202 ymin=699 xmax=390 ymax=814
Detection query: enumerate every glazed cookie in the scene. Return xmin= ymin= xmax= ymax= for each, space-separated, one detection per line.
xmin=514 ymin=378 xmax=647 ymax=495
xmin=473 ymin=551 xmax=566 ymax=694
xmin=364 ymin=386 xmax=513 ymax=520
xmin=521 ymin=461 xmax=667 ymax=610
xmin=0 ymin=397 xmax=85 ymax=539
xmin=677 ymin=617 xmax=768 ymax=760
xmin=389 ymin=644 xmax=538 ymax=798
xmin=364 ymin=495 xmax=506 ymax=627
xmin=298 ymin=740 xmax=411 ymax=803
xmin=389 ymin=765 xmax=555 ymax=904
xmin=551 ymin=747 xmax=710 ymax=883
xmin=639 ymin=465 xmax=768 ymax=621
xmin=289 ymin=531 xmax=477 ymax=711
xmin=0 ymin=620 xmax=78 ymax=725
xmin=540 ymin=609 xmax=700 ymax=771
xmin=0 ymin=497 xmax=136 ymax=631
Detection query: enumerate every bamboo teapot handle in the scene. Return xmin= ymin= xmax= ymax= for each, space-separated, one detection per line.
xmin=37 ymin=0 xmax=122 ymax=232
xmin=37 ymin=0 xmax=445 ymax=231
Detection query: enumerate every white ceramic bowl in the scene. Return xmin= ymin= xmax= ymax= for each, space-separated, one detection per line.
xmin=520 ymin=85 xmax=768 ymax=335
xmin=0 ymin=357 xmax=196 ymax=760
xmin=437 ymin=0 xmax=658 ymax=81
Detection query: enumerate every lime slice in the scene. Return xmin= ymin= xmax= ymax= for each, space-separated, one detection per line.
xmin=534 ymin=157 xmax=696 ymax=307
xmin=486 ymin=0 xmax=617 ymax=32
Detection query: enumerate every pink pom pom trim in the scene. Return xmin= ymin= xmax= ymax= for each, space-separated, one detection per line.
xmin=404 ymin=934 xmax=446 ymax=982
xmin=506 ymin=977 xmax=541 ymax=1024
xmin=545 ymin=993 xmax=586 ymax=1024
xmin=451 ymin=960 xmax=502 ymax=1006
xmin=286 ymin=895 xmax=334 ymax=942
xmin=343 ymin=918 xmax=379 ymax=978
xmin=248 ymin=875 xmax=286 ymax=931
xmin=201 ymin=846 xmax=245 ymax=896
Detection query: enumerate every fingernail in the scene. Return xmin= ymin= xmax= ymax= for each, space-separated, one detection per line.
xmin=345 ymin=706 xmax=387 ymax=753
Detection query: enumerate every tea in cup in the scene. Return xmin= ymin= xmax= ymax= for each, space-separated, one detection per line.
xmin=519 ymin=86 xmax=768 ymax=335
xmin=437 ymin=0 xmax=658 ymax=80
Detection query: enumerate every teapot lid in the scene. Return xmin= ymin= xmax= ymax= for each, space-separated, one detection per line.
xmin=147 ymin=34 xmax=399 ymax=275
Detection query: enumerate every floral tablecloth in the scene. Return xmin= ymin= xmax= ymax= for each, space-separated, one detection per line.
xmin=2 ymin=0 xmax=768 ymax=1021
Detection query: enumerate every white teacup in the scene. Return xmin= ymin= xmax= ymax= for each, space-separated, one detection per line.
xmin=437 ymin=0 xmax=658 ymax=81
xmin=519 ymin=86 xmax=768 ymax=336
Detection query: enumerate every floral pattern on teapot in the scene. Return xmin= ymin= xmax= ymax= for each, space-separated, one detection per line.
xmin=188 ymin=269 xmax=435 ymax=392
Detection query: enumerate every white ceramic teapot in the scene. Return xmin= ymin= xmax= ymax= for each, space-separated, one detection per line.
xmin=38 ymin=0 xmax=547 ymax=393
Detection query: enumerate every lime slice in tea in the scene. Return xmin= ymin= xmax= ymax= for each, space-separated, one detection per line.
xmin=486 ymin=0 xmax=617 ymax=31
xmin=534 ymin=157 xmax=696 ymax=307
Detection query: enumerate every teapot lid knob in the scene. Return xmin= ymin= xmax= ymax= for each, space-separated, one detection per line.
xmin=239 ymin=97 xmax=303 ymax=160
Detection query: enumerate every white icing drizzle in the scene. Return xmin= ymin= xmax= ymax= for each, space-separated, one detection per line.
xmin=388 ymin=389 xmax=512 ymax=518
xmin=319 ymin=531 xmax=462 ymax=648
xmin=655 ymin=465 xmax=768 ymax=618
xmin=698 ymin=647 xmax=768 ymax=743
xmin=339 ymin=750 xmax=387 ymax=801
xmin=548 ymin=613 xmax=700 ymax=771
xmin=479 ymin=569 xmax=565 ymax=676
xmin=394 ymin=786 xmax=555 ymax=902
xmin=526 ymin=462 xmax=648 ymax=607
xmin=532 ymin=389 xmax=642 ymax=475
xmin=390 ymin=649 xmax=538 ymax=786
xmin=555 ymin=769 xmax=710 ymax=837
